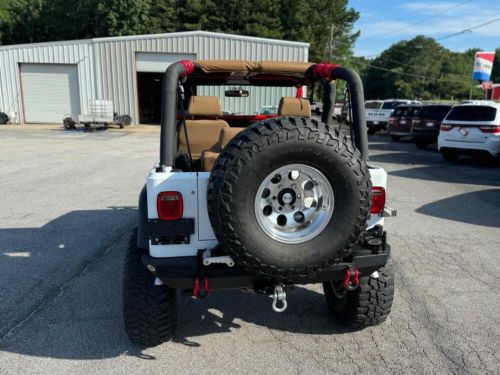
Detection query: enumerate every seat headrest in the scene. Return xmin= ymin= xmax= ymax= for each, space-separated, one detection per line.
xmin=187 ymin=96 xmax=222 ymax=118
xmin=278 ymin=97 xmax=311 ymax=117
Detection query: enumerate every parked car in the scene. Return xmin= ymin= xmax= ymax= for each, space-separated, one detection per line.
xmin=387 ymin=104 xmax=422 ymax=141
xmin=365 ymin=99 xmax=419 ymax=134
xmin=412 ymin=104 xmax=453 ymax=149
xmin=256 ymin=105 xmax=278 ymax=115
xmin=438 ymin=101 xmax=500 ymax=161
xmin=310 ymin=101 xmax=323 ymax=114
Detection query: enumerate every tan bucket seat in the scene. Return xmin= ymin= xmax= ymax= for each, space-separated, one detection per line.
xmin=201 ymin=127 xmax=245 ymax=171
xmin=178 ymin=96 xmax=229 ymax=160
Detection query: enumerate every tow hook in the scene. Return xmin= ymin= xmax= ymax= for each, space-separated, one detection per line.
xmin=270 ymin=285 xmax=287 ymax=313
xmin=193 ymin=277 xmax=210 ymax=300
xmin=343 ymin=268 xmax=360 ymax=291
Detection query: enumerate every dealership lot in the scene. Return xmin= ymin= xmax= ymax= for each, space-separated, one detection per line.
xmin=0 ymin=126 xmax=498 ymax=374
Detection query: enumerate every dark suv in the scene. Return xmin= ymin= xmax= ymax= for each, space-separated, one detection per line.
xmin=412 ymin=104 xmax=452 ymax=149
xmin=387 ymin=104 xmax=422 ymax=141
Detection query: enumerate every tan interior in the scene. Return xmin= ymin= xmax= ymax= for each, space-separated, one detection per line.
xmin=201 ymin=127 xmax=245 ymax=171
xmin=178 ymin=96 xmax=229 ymax=159
xmin=278 ymin=97 xmax=311 ymax=117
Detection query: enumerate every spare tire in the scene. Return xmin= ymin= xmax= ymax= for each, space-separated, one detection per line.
xmin=207 ymin=117 xmax=371 ymax=281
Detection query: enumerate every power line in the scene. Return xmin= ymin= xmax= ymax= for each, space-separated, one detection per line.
xmin=355 ymin=59 xmax=474 ymax=84
xmin=361 ymin=0 xmax=471 ymax=40
xmin=437 ymin=16 xmax=500 ymax=40
xmin=361 ymin=0 xmax=393 ymax=14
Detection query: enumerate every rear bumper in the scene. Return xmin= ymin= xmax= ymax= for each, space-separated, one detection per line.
xmin=438 ymin=136 xmax=500 ymax=157
xmin=143 ymin=240 xmax=391 ymax=290
xmin=440 ymin=146 xmax=498 ymax=158
xmin=412 ymin=128 xmax=438 ymax=143
xmin=388 ymin=124 xmax=412 ymax=136
xmin=367 ymin=121 xmax=387 ymax=130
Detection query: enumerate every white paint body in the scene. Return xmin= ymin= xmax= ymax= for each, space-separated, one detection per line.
xmin=147 ymin=165 xmax=388 ymax=258
xmin=438 ymin=101 xmax=500 ymax=158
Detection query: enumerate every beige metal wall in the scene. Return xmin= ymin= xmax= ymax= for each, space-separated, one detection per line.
xmin=0 ymin=31 xmax=309 ymax=124
xmin=94 ymin=32 xmax=309 ymax=123
xmin=0 ymin=40 xmax=97 ymax=123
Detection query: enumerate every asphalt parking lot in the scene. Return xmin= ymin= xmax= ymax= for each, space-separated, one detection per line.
xmin=0 ymin=126 xmax=499 ymax=374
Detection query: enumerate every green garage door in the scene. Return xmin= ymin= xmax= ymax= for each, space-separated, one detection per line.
xmin=21 ymin=64 xmax=81 ymax=123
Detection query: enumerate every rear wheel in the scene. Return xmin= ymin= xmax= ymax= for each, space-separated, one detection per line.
xmin=123 ymin=228 xmax=176 ymax=346
xmin=442 ymin=149 xmax=459 ymax=161
xmin=323 ymin=258 xmax=394 ymax=328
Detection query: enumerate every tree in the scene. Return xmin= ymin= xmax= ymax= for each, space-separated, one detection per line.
xmin=281 ymin=0 xmax=360 ymax=62
xmin=490 ymin=48 xmax=500 ymax=83
xmin=0 ymin=0 xmax=360 ymax=63
xmin=361 ymin=36 xmax=487 ymax=101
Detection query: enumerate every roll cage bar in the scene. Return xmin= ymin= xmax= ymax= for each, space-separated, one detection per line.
xmin=159 ymin=61 xmax=368 ymax=171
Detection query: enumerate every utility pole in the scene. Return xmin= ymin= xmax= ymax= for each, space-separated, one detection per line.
xmin=324 ymin=24 xmax=335 ymax=62
xmin=329 ymin=24 xmax=335 ymax=62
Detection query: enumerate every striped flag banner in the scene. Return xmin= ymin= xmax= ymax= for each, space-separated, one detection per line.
xmin=472 ymin=51 xmax=495 ymax=81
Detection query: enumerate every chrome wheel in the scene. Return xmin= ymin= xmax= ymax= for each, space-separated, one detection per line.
xmin=254 ymin=164 xmax=334 ymax=244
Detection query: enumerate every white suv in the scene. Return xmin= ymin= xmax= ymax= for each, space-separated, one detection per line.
xmin=438 ymin=101 xmax=500 ymax=161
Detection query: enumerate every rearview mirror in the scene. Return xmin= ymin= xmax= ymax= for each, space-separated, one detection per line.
xmin=225 ymin=89 xmax=249 ymax=97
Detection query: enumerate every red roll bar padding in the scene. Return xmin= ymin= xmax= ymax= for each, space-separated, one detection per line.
xmin=179 ymin=60 xmax=195 ymax=77
xmin=310 ymin=63 xmax=341 ymax=80
xmin=296 ymin=85 xmax=303 ymax=98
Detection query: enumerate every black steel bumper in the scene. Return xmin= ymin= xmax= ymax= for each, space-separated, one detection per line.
xmin=142 ymin=241 xmax=391 ymax=290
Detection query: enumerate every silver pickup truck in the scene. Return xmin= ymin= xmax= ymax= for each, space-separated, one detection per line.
xmin=366 ymin=99 xmax=419 ymax=134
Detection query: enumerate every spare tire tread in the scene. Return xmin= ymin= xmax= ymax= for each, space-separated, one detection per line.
xmin=208 ymin=117 xmax=371 ymax=280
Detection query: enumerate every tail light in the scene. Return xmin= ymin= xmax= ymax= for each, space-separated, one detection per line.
xmin=157 ymin=192 xmax=183 ymax=220
xmin=440 ymin=124 xmax=453 ymax=131
xmin=371 ymin=187 xmax=386 ymax=215
xmin=388 ymin=117 xmax=396 ymax=125
xmin=479 ymin=125 xmax=500 ymax=134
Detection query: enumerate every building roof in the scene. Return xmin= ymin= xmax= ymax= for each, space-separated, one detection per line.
xmin=0 ymin=30 xmax=309 ymax=51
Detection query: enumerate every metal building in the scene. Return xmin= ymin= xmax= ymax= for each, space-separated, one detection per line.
xmin=0 ymin=31 xmax=309 ymax=124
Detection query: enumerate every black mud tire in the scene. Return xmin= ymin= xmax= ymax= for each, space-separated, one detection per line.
xmin=207 ymin=116 xmax=371 ymax=281
xmin=323 ymin=257 xmax=394 ymax=328
xmin=442 ymin=149 xmax=459 ymax=162
xmin=123 ymin=228 xmax=177 ymax=346
xmin=390 ymin=134 xmax=401 ymax=141
xmin=415 ymin=141 xmax=428 ymax=150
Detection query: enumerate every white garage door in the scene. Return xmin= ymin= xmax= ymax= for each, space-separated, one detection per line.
xmin=136 ymin=52 xmax=196 ymax=73
xmin=21 ymin=64 xmax=80 ymax=123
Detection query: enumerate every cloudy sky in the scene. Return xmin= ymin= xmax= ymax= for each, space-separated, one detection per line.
xmin=350 ymin=0 xmax=500 ymax=56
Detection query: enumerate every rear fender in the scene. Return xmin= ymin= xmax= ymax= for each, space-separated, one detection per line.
xmin=137 ymin=185 xmax=149 ymax=249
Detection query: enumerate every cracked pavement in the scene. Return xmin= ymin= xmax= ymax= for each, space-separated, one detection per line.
xmin=0 ymin=127 xmax=499 ymax=374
